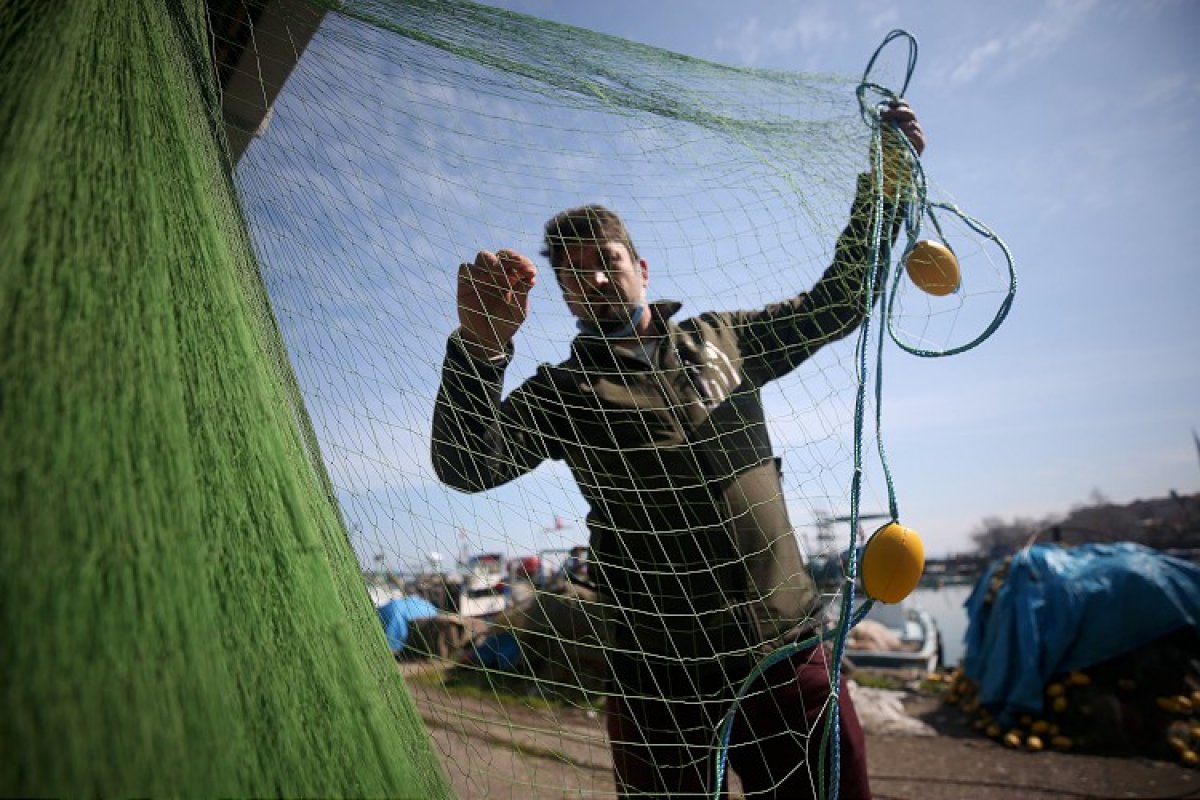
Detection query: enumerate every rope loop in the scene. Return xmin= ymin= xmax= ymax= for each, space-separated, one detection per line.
xmin=886 ymin=203 xmax=1019 ymax=358
xmin=857 ymin=29 xmax=917 ymax=125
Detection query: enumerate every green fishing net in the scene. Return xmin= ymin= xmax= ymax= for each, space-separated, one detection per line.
xmin=1 ymin=1 xmax=447 ymax=796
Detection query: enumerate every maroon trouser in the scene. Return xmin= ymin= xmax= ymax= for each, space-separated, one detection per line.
xmin=606 ymin=645 xmax=870 ymax=799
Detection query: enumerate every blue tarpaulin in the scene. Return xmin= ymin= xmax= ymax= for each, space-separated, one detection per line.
xmin=469 ymin=630 xmax=524 ymax=671
xmin=377 ymin=596 xmax=439 ymax=653
xmin=963 ymin=542 xmax=1200 ymax=715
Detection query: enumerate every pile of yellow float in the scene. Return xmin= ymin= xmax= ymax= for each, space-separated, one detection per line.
xmin=1164 ymin=695 xmax=1200 ymax=767
xmin=943 ymin=667 xmax=1200 ymax=767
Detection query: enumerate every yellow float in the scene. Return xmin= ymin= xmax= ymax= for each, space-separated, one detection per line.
xmin=861 ymin=521 xmax=926 ymax=604
xmin=905 ymin=239 xmax=961 ymax=296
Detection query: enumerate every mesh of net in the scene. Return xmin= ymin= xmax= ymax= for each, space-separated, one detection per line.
xmin=3 ymin=0 xmax=1013 ymax=797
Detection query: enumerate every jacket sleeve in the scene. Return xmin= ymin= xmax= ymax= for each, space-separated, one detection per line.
xmin=430 ymin=331 xmax=562 ymax=492
xmin=715 ymin=173 xmax=903 ymax=385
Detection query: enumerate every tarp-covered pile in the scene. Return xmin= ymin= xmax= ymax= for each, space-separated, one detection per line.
xmin=465 ymin=581 xmax=608 ymax=695
xmin=377 ymin=597 xmax=439 ymax=654
xmin=964 ymin=543 xmax=1200 ymax=714
xmin=948 ymin=543 xmax=1200 ymax=761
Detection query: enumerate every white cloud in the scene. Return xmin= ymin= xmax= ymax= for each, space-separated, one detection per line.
xmin=950 ymin=0 xmax=1097 ymax=85
xmin=949 ymin=39 xmax=1004 ymax=85
xmin=714 ymin=8 xmax=843 ymax=67
xmin=865 ymin=6 xmax=901 ymax=33
xmin=1136 ymin=71 xmax=1200 ymax=108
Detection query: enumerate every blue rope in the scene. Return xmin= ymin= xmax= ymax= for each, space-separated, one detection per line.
xmin=711 ymin=601 xmax=876 ymax=793
xmin=709 ymin=28 xmax=1017 ymax=800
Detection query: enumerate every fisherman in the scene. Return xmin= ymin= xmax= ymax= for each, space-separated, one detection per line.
xmin=432 ymin=101 xmax=924 ymax=798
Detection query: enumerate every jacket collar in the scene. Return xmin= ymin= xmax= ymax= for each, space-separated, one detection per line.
xmin=569 ymin=300 xmax=682 ymax=361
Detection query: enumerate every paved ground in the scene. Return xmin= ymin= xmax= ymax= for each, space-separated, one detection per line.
xmin=401 ymin=663 xmax=1200 ymax=799
xmin=869 ymin=694 xmax=1199 ymax=800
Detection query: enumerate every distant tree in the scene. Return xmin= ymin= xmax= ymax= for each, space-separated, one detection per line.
xmin=969 ymin=490 xmax=1200 ymax=554
xmin=969 ymin=514 xmax=1055 ymax=556
xmin=1058 ymin=500 xmax=1139 ymax=543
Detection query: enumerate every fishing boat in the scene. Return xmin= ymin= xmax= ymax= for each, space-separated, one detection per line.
xmin=458 ymin=553 xmax=509 ymax=618
xmin=843 ymin=599 xmax=942 ymax=673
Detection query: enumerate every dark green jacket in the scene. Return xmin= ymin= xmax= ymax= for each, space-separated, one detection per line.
xmin=432 ymin=176 xmax=896 ymax=670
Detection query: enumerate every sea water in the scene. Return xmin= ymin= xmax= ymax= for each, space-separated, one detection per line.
xmin=909 ymin=582 xmax=974 ymax=667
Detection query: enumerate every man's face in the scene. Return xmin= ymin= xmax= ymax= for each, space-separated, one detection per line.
xmin=556 ymin=241 xmax=648 ymax=329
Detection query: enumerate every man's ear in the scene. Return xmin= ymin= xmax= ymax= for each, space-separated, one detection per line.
xmin=639 ymin=258 xmax=649 ymax=287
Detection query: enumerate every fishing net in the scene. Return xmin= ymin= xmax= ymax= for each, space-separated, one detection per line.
xmin=1 ymin=1 xmax=447 ymax=797
xmin=3 ymin=0 xmax=1013 ymax=797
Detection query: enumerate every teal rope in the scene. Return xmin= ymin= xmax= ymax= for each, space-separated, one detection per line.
xmin=820 ymin=94 xmax=902 ymax=800
xmin=820 ymin=30 xmax=922 ymax=800
xmin=711 ymin=601 xmax=876 ymax=794
xmin=711 ymin=28 xmax=1017 ymax=799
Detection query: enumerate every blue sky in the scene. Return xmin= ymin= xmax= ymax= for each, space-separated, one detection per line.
xmin=239 ymin=0 xmax=1199 ymax=564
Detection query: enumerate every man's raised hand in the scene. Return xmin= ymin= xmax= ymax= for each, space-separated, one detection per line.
xmin=880 ymin=99 xmax=925 ymax=156
xmin=876 ymin=100 xmax=926 ymax=198
xmin=457 ymin=249 xmax=538 ymax=359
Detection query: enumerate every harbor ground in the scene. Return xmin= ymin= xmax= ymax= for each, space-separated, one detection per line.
xmin=401 ymin=661 xmax=1200 ymax=800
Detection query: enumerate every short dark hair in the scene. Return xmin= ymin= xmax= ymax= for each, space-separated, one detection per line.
xmin=541 ymin=204 xmax=639 ymax=273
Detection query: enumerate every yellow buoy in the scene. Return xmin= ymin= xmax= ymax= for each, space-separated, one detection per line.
xmin=905 ymin=239 xmax=961 ymax=296
xmin=861 ymin=521 xmax=926 ymax=604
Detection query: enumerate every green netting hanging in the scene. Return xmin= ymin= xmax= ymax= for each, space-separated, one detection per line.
xmin=1 ymin=1 xmax=448 ymax=797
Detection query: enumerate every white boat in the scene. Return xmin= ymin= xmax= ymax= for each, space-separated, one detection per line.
xmin=843 ymin=600 xmax=942 ymax=673
xmin=457 ymin=553 xmax=509 ymax=618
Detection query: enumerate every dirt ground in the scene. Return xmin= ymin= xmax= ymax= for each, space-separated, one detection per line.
xmin=401 ymin=662 xmax=1200 ymax=800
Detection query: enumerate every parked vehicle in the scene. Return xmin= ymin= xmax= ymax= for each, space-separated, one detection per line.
xmin=458 ymin=553 xmax=508 ymax=618
xmin=535 ymin=545 xmax=591 ymax=588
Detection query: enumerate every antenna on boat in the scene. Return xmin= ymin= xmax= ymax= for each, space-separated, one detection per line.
xmin=812 ymin=511 xmax=890 ymax=552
